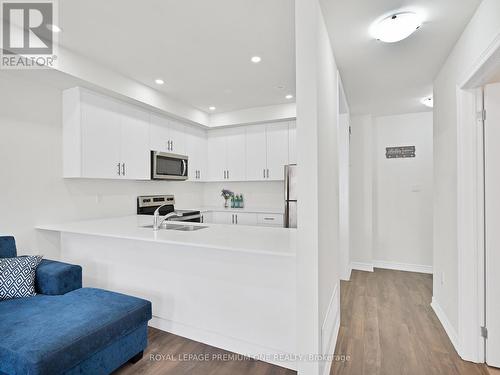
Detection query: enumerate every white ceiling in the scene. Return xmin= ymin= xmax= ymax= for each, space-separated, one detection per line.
xmin=320 ymin=0 xmax=482 ymax=116
xmin=58 ymin=0 xmax=295 ymax=114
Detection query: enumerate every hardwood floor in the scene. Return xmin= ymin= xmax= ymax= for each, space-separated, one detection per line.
xmin=331 ymin=269 xmax=489 ymax=375
xmin=114 ymin=327 xmax=295 ymax=375
xmin=115 ymin=268 xmax=488 ymax=375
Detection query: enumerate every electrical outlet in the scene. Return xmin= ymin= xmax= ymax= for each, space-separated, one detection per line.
xmin=95 ymin=194 xmax=102 ymax=204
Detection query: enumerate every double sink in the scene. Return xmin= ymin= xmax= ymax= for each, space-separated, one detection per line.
xmin=142 ymin=223 xmax=208 ymax=231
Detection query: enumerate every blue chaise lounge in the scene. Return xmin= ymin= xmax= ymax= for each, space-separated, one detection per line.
xmin=0 ymin=236 xmax=152 ymax=375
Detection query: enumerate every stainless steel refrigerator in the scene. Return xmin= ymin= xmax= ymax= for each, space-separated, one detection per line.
xmin=284 ymin=164 xmax=297 ymax=228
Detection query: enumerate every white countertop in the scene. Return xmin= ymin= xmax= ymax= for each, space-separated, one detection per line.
xmin=37 ymin=215 xmax=296 ymax=257
xmin=179 ymin=206 xmax=285 ymax=214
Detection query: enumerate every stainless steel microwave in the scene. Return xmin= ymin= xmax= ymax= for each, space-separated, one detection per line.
xmin=151 ymin=151 xmax=188 ymax=180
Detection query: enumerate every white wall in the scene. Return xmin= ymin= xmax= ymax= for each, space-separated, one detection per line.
xmin=296 ymin=0 xmax=341 ymax=373
xmin=373 ymin=112 xmax=433 ymax=268
xmin=349 ymin=115 xmax=374 ymax=268
xmin=433 ymin=0 xmax=500 ymax=336
xmin=338 ymin=112 xmax=350 ymax=280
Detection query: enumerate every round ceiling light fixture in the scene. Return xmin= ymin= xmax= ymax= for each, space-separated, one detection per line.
xmin=209 ymin=106 xmax=216 ymax=111
xmin=251 ymin=56 xmax=262 ymax=63
xmin=421 ymin=96 xmax=433 ymax=108
xmin=285 ymin=94 xmax=294 ymax=100
xmin=371 ymin=12 xmax=423 ymax=43
xmin=154 ymin=78 xmax=165 ymax=85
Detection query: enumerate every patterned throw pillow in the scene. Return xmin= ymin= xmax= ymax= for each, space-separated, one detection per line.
xmin=0 ymin=256 xmax=43 ymax=300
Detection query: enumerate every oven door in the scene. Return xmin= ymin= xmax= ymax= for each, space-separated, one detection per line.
xmin=152 ymin=151 xmax=188 ymax=180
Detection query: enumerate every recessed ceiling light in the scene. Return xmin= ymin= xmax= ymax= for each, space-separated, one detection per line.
xmin=285 ymin=94 xmax=294 ymax=100
xmin=154 ymin=79 xmax=164 ymax=85
xmin=47 ymin=24 xmax=62 ymax=33
xmin=421 ymin=96 xmax=433 ymax=108
xmin=209 ymin=106 xmax=216 ymax=111
xmin=371 ymin=12 xmax=423 ymax=43
xmin=251 ymin=56 xmax=262 ymax=63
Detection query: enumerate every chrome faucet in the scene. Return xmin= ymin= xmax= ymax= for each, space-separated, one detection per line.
xmin=153 ymin=205 xmax=182 ymax=231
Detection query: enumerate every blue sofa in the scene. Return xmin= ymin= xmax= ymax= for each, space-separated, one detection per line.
xmin=0 ymin=236 xmax=152 ymax=375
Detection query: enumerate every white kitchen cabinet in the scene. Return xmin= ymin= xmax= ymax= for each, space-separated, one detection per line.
xmin=257 ymin=213 xmax=284 ymax=227
xmin=244 ymin=123 xmax=289 ymax=181
xmin=207 ymin=130 xmax=227 ymax=181
xmin=213 ymin=211 xmax=234 ymax=225
xmin=149 ymin=114 xmax=170 ymax=153
xmin=225 ymin=128 xmax=246 ymax=181
xmin=119 ymin=103 xmax=150 ymax=180
xmin=79 ymin=91 xmax=122 ymax=179
xmin=288 ymin=121 xmax=297 ymax=165
xmin=266 ymin=122 xmax=289 ymax=180
xmin=207 ymin=128 xmax=246 ymax=181
xmin=245 ymin=125 xmax=267 ymax=181
xmin=63 ymin=88 xmax=150 ymax=180
xmin=168 ymin=119 xmax=186 ymax=155
xmin=185 ymin=126 xmax=207 ymax=181
xmin=212 ymin=211 xmax=258 ymax=225
xmin=234 ymin=212 xmax=258 ymax=225
xmin=150 ymin=115 xmax=186 ymax=155
xmin=200 ymin=212 xmax=214 ymax=224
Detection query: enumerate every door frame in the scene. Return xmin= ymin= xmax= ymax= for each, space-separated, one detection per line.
xmin=456 ymin=31 xmax=500 ymax=363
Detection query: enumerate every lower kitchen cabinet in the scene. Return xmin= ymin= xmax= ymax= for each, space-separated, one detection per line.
xmin=212 ymin=212 xmax=257 ymax=225
xmin=207 ymin=211 xmax=283 ymax=227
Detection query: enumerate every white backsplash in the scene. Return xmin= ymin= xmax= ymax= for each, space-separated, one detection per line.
xmin=202 ymin=181 xmax=284 ymax=210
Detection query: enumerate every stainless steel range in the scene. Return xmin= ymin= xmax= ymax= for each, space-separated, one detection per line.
xmin=136 ymin=195 xmax=201 ymax=223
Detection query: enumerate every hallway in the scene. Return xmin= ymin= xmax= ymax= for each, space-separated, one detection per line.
xmin=331 ymin=269 xmax=488 ymax=375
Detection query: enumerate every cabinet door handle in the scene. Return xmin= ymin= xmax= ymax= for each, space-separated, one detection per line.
xmin=117 ymin=163 xmax=121 ymax=176
xmin=232 ymin=214 xmax=234 ymax=224
xmin=235 ymin=214 xmax=238 ymax=224
xmin=263 ymin=169 xmax=266 ymax=178
xmin=223 ymin=170 xmax=226 ymax=179
xmin=227 ymin=170 xmax=229 ymax=179
xmin=171 ymin=140 xmax=174 ymax=151
xmin=122 ymin=163 xmax=125 ymax=176
xmin=266 ymin=169 xmax=269 ymax=178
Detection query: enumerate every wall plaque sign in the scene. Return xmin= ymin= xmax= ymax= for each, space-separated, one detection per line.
xmin=386 ymin=146 xmax=416 ymax=159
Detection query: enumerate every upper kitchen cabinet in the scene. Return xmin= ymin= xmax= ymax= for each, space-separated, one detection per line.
xmin=245 ymin=125 xmax=267 ymax=180
xmin=266 ymin=122 xmax=289 ymax=180
xmin=185 ymin=125 xmax=208 ymax=181
xmin=150 ymin=114 xmax=186 ymax=155
xmin=118 ymin=103 xmax=151 ymax=180
xmin=245 ymin=122 xmax=289 ymax=181
xmin=62 ymin=87 xmax=150 ymax=180
xmin=207 ymin=127 xmax=246 ymax=181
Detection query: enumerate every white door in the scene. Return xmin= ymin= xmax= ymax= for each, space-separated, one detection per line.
xmin=150 ymin=114 xmax=170 ymax=153
xmin=266 ymin=122 xmax=289 ymax=180
xmin=245 ymin=125 xmax=267 ymax=180
xmin=485 ymin=83 xmax=500 ymax=368
xmin=207 ymin=130 xmax=227 ymax=181
xmin=119 ymin=104 xmax=150 ymax=180
xmin=225 ymin=128 xmax=246 ymax=181
xmin=81 ymin=92 xmax=122 ymax=179
xmin=288 ymin=120 xmax=297 ymax=165
xmin=168 ymin=119 xmax=186 ymax=155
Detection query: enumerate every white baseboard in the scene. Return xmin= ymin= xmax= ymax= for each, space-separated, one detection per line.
xmin=349 ymin=262 xmax=374 ymax=272
xmin=149 ymin=316 xmax=296 ymax=370
xmin=373 ymin=260 xmax=433 ymax=274
xmin=321 ymin=285 xmax=341 ymax=375
xmin=431 ymin=297 xmax=460 ymax=355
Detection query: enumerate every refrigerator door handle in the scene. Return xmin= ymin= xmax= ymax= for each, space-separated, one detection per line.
xmin=284 ymin=165 xmax=289 ymax=201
